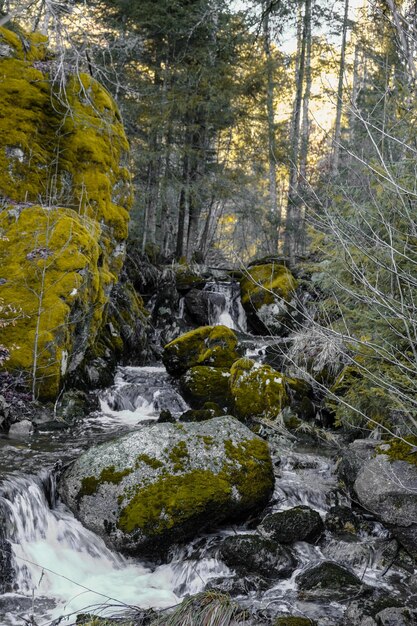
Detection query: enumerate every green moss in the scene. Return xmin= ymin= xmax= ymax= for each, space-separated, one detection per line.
xmin=163 ymin=325 xmax=240 ymax=376
xmin=223 ymin=438 xmax=274 ymax=505
xmin=78 ymin=465 xmax=132 ymax=500
xmin=118 ymin=469 xmax=233 ymax=535
xmin=117 ymin=435 xmax=274 ymax=537
xmin=376 ymin=436 xmax=417 ymax=466
xmin=0 ymin=27 xmax=132 ymax=399
xmin=229 ymin=358 xmax=289 ymax=419
xmin=168 ymin=441 xmax=190 ymax=472
xmin=240 ymin=263 xmax=297 ymax=311
xmin=180 ymin=366 xmax=232 ymax=408
xmin=135 ymin=454 xmax=164 ymax=470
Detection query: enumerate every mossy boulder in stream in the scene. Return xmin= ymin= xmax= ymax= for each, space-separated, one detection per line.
xmin=0 ymin=26 xmax=132 ymax=399
xmin=59 ymin=416 xmax=274 ymax=556
xmin=229 ymin=358 xmax=289 ymax=419
xmin=162 ymin=325 xmax=240 ymax=376
xmin=240 ymin=263 xmax=297 ymax=335
xmin=180 ymin=366 xmax=233 ymax=409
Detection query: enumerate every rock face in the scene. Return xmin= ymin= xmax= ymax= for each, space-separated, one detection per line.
xmin=240 ymin=263 xmax=297 ymax=335
xmin=59 ymin=416 xmax=274 ymax=556
xmin=0 ymin=26 xmax=132 ymax=399
xmin=258 ymin=506 xmax=324 ymax=544
xmin=162 ymin=325 xmax=240 ymax=376
xmin=354 ymin=446 xmax=417 ymax=558
xmin=229 ymin=358 xmax=289 ymax=419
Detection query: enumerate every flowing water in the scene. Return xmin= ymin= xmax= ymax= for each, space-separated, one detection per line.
xmin=204 ymin=281 xmax=247 ymax=332
xmin=0 ymin=284 xmax=415 ymax=625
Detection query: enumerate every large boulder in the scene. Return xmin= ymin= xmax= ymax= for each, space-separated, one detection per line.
xmin=354 ymin=439 xmax=417 ymax=558
xmin=240 ymin=263 xmax=297 ymax=335
xmin=229 ymin=358 xmax=289 ymax=419
xmin=162 ymin=325 xmax=240 ymax=377
xmin=180 ymin=366 xmax=233 ymax=409
xmin=59 ymin=416 xmax=274 ymax=556
xmin=0 ymin=26 xmax=132 ymax=399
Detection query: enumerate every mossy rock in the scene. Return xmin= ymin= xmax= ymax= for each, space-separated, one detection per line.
xmin=229 ymin=358 xmax=289 ymax=419
xmin=59 ymin=416 xmax=275 ymax=556
xmin=0 ymin=206 xmax=103 ymax=399
xmin=175 ymin=266 xmax=206 ymax=293
xmin=162 ymin=325 xmax=240 ymax=377
xmin=180 ymin=366 xmax=233 ymax=409
xmin=0 ymin=26 xmax=131 ymax=399
xmin=258 ymin=506 xmax=324 ymax=544
xmin=240 ymin=263 xmax=297 ymax=335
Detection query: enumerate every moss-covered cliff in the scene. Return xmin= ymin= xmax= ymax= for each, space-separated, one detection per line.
xmin=0 ymin=26 xmax=132 ymax=399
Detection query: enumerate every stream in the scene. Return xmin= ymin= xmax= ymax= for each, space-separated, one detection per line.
xmin=0 ymin=281 xmax=416 ymax=625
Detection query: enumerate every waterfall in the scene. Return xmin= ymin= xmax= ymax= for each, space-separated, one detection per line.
xmin=0 ymin=469 xmax=227 ymax=624
xmin=204 ymin=281 xmax=247 ymax=332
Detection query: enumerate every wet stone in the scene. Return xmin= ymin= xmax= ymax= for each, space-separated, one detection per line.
xmin=296 ymin=561 xmax=362 ymax=593
xmin=218 ymin=534 xmax=296 ymax=580
xmin=258 ymin=506 xmax=324 ymax=544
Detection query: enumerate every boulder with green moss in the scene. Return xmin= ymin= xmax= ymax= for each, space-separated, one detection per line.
xmin=180 ymin=366 xmax=233 ymax=409
xmin=229 ymin=358 xmax=289 ymax=419
xmin=240 ymin=263 xmax=297 ymax=335
xmin=162 ymin=325 xmax=240 ymax=377
xmin=354 ymin=439 xmax=417 ymax=558
xmin=59 ymin=416 xmax=274 ymax=556
xmin=0 ymin=26 xmax=132 ymax=399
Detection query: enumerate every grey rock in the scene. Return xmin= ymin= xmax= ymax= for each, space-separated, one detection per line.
xmin=337 ymin=439 xmax=378 ymax=489
xmin=376 ymin=607 xmax=417 ymax=626
xmin=59 ymin=416 xmax=274 ymax=557
xmin=354 ymin=455 xmax=417 ymax=558
xmin=8 ymin=420 xmax=33 ymax=436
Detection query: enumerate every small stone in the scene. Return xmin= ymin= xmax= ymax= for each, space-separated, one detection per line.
xmin=8 ymin=419 xmax=33 ymax=436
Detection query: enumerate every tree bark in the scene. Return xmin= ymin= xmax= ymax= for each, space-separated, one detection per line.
xmin=284 ymin=0 xmax=309 ymax=260
xmin=263 ymin=0 xmax=280 ymax=252
xmin=332 ymin=0 xmax=350 ymax=176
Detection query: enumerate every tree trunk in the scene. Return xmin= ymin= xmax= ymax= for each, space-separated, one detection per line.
xmin=284 ymin=0 xmax=309 ymax=260
xmin=332 ymin=0 xmax=349 ymax=176
xmin=263 ymin=0 xmax=281 ymax=252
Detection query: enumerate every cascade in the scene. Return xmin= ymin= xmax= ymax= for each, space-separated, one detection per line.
xmin=204 ymin=281 xmax=247 ymax=332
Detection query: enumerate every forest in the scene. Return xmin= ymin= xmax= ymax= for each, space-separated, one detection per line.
xmin=0 ymin=0 xmax=417 ymax=625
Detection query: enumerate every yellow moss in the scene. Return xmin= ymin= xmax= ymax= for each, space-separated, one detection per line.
xmin=163 ymin=325 xmax=240 ymax=376
xmin=0 ymin=206 xmax=102 ymax=399
xmin=0 ymin=27 xmax=132 ymax=398
xmin=240 ymin=263 xmax=297 ymax=311
xmin=229 ymin=358 xmax=289 ymax=419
